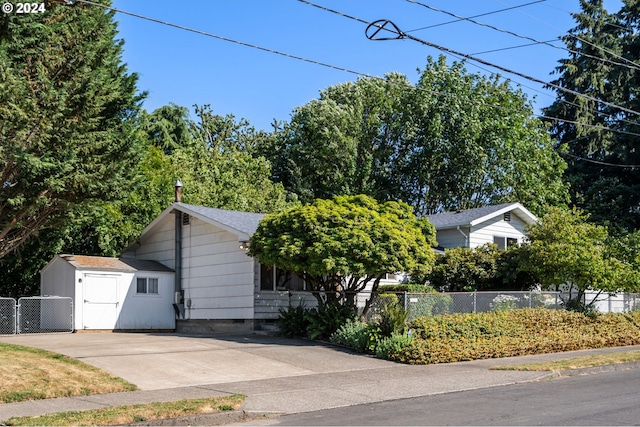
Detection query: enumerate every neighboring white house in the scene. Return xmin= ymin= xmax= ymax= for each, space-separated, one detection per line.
xmin=426 ymin=203 xmax=537 ymax=250
xmin=41 ymin=200 xmax=541 ymax=333
xmin=40 ymin=255 xmax=175 ymax=331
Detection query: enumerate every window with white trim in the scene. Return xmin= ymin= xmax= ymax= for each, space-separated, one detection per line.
xmin=136 ymin=277 xmax=159 ymax=294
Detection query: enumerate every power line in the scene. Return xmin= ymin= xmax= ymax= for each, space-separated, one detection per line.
xmin=406 ymin=0 xmax=640 ymax=72
xmin=406 ymin=0 xmax=547 ymax=33
xmin=72 ymin=0 xmax=372 ymax=80
xmin=73 ymin=0 xmax=640 ymax=143
xmin=363 ymin=19 xmax=640 ymax=117
xmin=471 ymin=39 xmax=559 ymax=56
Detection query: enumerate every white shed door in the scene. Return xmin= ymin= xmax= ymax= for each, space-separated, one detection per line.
xmin=83 ymin=274 xmax=119 ymax=329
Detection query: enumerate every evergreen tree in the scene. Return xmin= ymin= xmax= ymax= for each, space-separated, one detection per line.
xmin=0 ymin=0 xmax=144 ymax=258
xmin=544 ymin=0 xmax=640 ymax=232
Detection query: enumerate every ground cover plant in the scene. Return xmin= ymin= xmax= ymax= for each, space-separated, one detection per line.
xmin=0 ymin=342 xmax=137 ymax=403
xmin=389 ymin=309 xmax=640 ymax=364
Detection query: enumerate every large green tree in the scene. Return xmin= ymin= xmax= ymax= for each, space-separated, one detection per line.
xmin=248 ymin=195 xmax=437 ymax=309
xmin=263 ymin=56 xmax=568 ymax=216
xmin=544 ymin=0 xmax=640 ymax=232
xmin=0 ymin=0 xmax=143 ymax=259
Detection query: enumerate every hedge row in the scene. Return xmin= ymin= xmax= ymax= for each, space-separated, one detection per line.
xmin=388 ymin=308 xmax=640 ymax=364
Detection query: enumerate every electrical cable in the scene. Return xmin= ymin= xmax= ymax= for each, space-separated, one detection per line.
xmin=71 ymin=0 xmax=640 ymax=145
xmin=406 ymin=0 xmax=547 ymax=32
xmin=72 ymin=0 xmax=373 ymax=79
xmin=406 ymin=0 xmax=640 ymax=72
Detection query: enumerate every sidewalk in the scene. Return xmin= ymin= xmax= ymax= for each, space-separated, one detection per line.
xmin=1 ymin=334 xmax=639 ymax=424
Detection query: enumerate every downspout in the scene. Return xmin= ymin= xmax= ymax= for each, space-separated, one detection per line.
xmin=456 ymin=225 xmax=469 ymax=247
xmin=173 ymin=180 xmax=185 ymax=319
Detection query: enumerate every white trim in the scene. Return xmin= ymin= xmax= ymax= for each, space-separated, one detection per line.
xmin=469 ymin=203 xmax=537 ymax=227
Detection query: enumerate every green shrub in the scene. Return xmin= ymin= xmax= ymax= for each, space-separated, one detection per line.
xmin=375 ymin=331 xmax=415 ymax=359
xmin=389 ymin=308 xmax=640 ymax=364
xmin=330 ymin=319 xmax=370 ymax=351
xmin=376 ymin=294 xmax=408 ymax=337
xmin=306 ymin=303 xmax=357 ymax=340
xmin=277 ymin=304 xmax=310 ymax=338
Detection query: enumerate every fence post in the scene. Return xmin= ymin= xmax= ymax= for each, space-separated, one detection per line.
xmin=473 ymin=292 xmax=477 ymax=313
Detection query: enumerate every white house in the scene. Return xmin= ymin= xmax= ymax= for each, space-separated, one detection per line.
xmin=41 ymin=197 xmax=541 ymax=333
xmin=40 ymin=255 xmax=175 ymax=331
xmin=426 ymin=203 xmax=537 ymax=250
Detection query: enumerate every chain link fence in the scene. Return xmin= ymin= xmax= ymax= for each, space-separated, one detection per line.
xmin=362 ymin=291 xmax=562 ymax=322
xmin=0 ymin=297 xmax=73 ymax=335
xmin=0 ymin=297 xmax=16 ymax=335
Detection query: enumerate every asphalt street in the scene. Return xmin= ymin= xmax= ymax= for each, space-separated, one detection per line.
xmin=253 ymin=366 xmax=640 ymax=426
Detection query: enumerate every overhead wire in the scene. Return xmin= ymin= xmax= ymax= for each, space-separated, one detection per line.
xmin=71 ymin=0 xmax=640 ymax=153
xmin=406 ymin=0 xmax=640 ymax=72
xmin=72 ymin=0 xmax=372 ymax=79
xmin=405 ymin=0 xmax=547 ymax=33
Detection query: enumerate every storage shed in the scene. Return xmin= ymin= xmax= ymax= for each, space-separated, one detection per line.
xmin=40 ymin=255 xmax=175 ymax=331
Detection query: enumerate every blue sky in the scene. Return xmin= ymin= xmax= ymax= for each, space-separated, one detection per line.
xmin=110 ymin=0 xmax=623 ymax=132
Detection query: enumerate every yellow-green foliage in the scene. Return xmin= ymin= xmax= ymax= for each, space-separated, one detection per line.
xmin=390 ymin=309 xmax=640 ymax=364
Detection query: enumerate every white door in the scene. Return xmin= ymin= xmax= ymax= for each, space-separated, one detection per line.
xmin=83 ymin=274 xmax=119 ymax=329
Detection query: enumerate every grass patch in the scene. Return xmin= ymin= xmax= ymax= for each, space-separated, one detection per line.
xmin=0 ymin=342 xmax=137 ymax=403
xmin=4 ymin=395 xmax=246 ymax=426
xmin=491 ymin=350 xmax=640 ymax=371
xmin=387 ymin=309 xmax=640 ymax=364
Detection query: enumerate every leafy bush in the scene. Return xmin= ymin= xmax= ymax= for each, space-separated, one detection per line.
xmin=330 ymin=319 xmax=371 ymax=352
xmin=389 ymin=309 xmax=640 ymax=364
xmin=490 ymin=294 xmax=519 ymax=311
xmin=376 ymin=294 xmax=408 ymax=337
xmin=306 ymin=303 xmax=357 ymax=340
xmin=375 ymin=331 xmax=415 ymax=359
xmin=277 ymin=304 xmax=310 ymax=338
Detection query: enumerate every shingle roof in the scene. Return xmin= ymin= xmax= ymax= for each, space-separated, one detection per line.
xmin=59 ymin=255 xmax=173 ymax=272
xmin=175 ymin=203 xmax=266 ymax=236
xmin=426 ymin=203 xmax=536 ymax=229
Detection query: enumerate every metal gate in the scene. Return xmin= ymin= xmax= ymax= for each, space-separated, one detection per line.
xmin=0 ymin=297 xmax=73 ymax=335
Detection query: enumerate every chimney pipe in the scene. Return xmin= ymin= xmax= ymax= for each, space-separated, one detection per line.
xmin=174 ymin=180 xmax=183 ymax=203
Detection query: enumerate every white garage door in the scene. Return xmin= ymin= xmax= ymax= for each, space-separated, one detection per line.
xmin=83 ymin=274 xmax=119 ymax=329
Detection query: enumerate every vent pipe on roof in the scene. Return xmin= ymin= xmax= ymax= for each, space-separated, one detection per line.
xmin=174 ymin=180 xmax=183 ymax=203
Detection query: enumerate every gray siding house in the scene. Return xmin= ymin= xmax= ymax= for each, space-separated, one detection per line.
xmin=426 ymin=203 xmax=537 ymax=250
xmin=41 ymin=200 xmax=538 ymax=333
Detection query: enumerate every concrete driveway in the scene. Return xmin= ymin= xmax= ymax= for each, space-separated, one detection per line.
xmin=0 ymin=332 xmax=395 ymax=390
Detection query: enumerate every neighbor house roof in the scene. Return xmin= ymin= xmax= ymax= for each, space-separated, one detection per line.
xmin=426 ymin=203 xmax=537 ymax=229
xmin=56 ymin=254 xmax=173 ymax=272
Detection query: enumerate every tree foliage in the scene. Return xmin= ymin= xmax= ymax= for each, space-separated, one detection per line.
xmin=543 ymin=0 xmax=640 ymax=232
xmin=263 ymin=56 xmax=568 ymax=216
xmin=519 ymin=207 xmax=640 ymax=307
xmin=249 ymin=195 xmax=437 ymax=308
xmin=0 ymin=0 xmax=143 ymax=259
xmin=424 ymin=244 xmax=537 ymax=292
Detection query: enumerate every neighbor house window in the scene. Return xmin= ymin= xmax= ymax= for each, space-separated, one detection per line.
xmin=136 ymin=277 xmax=159 ymax=294
xmin=493 ymin=236 xmax=519 ymax=250
xmin=260 ymin=264 xmax=305 ymax=291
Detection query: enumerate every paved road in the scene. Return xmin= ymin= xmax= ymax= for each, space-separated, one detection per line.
xmin=256 ymin=368 xmax=640 ymax=426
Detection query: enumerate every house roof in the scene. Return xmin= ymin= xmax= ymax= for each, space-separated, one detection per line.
xmin=56 ymin=254 xmax=173 ymax=272
xmin=138 ymin=203 xmax=266 ymax=244
xmin=426 ymin=203 xmax=537 ymax=229
xmin=175 ymin=203 xmax=265 ymax=237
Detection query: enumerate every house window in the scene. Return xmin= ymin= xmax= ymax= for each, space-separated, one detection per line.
xmin=136 ymin=277 xmax=159 ymax=294
xmin=493 ymin=236 xmax=519 ymax=250
xmin=260 ymin=264 xmax=305 ymax=291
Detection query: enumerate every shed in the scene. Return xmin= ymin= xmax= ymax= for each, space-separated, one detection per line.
xmin=40 ymin=254 xmax=175 ymax=331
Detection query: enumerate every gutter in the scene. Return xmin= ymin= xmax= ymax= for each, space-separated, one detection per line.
xmin=456 ymin=225 xmax=469 ymax=247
